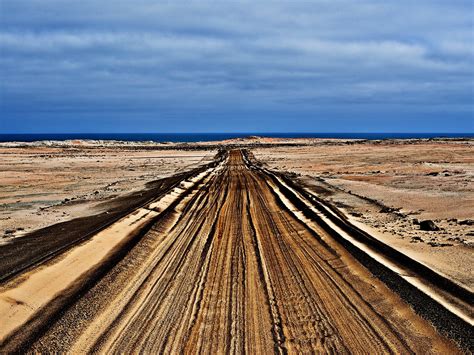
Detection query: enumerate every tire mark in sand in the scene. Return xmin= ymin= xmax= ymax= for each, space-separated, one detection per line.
xmin=26 ymin=150 xmax=457 ymax=354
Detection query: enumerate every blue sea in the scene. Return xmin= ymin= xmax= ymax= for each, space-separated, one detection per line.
xmin=0 ymin=133 xmax=472 ymax=143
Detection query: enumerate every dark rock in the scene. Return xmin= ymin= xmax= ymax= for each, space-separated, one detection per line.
xmin=350 ymin=212 xmax=363 ymax=217
xmin=428 ymin=241 xmax=453 ymax=247
xmin=94 ymin=191 xmax=99 ymax=194
xmin=380 ymin=206 xmax=395 ymax=213
xmin=419 ymin=220 xmax=439 ymax=231
xmin=426 ymin=172 xmax=439 ymax=176
xmin=4 ymin=229 xmax=15 ymax=234
xmin=412 ymin=218 xmax=419 ymax=225
xmin=459 ymin=219 xmax=474 ymax=226
xmin=411 ymin=236 xmax=423 ymax=243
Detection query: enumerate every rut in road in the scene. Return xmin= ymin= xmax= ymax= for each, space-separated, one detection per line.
xmin=32 ymin=150 xmax=455 ymax=354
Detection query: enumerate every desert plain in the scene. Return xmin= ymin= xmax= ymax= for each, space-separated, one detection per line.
xmin=0 ymin=137 xmax=472 ymax=353
xmin=254 ymin=139 xmax=474 ymax=289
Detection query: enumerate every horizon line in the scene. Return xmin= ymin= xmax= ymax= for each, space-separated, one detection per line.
xmin=1 ymin=132 xmax=473 ymax=135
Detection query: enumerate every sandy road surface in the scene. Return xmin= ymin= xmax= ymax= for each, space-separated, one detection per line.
xmin=2 ymin=150 xmax=458 ymax=353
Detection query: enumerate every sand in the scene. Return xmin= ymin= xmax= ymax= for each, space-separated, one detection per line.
xmin=2 ymin=150 xmax=458 ymax=353
xmin=253 ymin=139 xmax=474 ymax=289
xmin=0 ymin=145 xmax=215 ymax=240
xmin=1 ymin=138 xmax=472 ymax=291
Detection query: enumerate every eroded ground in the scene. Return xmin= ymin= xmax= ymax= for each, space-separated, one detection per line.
xmin=254 ymin=140 xmax=474 ymax=289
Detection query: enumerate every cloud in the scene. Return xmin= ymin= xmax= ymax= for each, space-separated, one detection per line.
xmin=0 ymin=1 xmax=473 ymax=132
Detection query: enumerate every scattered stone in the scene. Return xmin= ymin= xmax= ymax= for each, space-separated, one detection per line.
xmin=380 ymin=206 xmax=396 ymax=213
xmin=428 ymin=241 xmax=453 ymax=247
xmin=350 ymin=212 xmax=363 ymax=217
xmin=411 ymin=236 xmax=423 ymax=243
xmin=447 ymin=218 xmax=457 ymax=223
xmin=419 ymin=220 xmax=439 ymax=231
xmin=4 ymin=229 xmax=15 ymax=234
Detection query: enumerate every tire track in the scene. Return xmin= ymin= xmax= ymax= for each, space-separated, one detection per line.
xmin=94 ymin=170 xmax=230 ymax=352
xmin=22 ymin=149 xmax=458 ymax=354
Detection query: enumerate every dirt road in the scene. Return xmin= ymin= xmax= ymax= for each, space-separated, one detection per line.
xmin=1 ymin=150 xmax=459 ymax=353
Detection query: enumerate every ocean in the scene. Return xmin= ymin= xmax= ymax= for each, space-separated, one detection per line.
xmin=0 ymin=133 xmax=472 ymax=143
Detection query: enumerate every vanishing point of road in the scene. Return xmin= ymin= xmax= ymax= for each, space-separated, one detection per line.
xmin=0 ymin=150 xmax=459 ymax=353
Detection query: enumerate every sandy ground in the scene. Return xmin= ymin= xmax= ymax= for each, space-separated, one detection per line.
xmin=2 ymin=138 xmax=472 ymax=291
xmin=0 ymin=145 xmax=215 ymax=240
xmin=0 ymin=163 xmax=217 ymax=347
xmin=3 ymin=151 xmax=456 ymax=353
xmin=253 ymin=140 xmax=474 ymax=290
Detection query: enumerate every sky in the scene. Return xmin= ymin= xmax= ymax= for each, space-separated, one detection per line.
xmin=0 ymin=1 xmax=473 ymax=133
